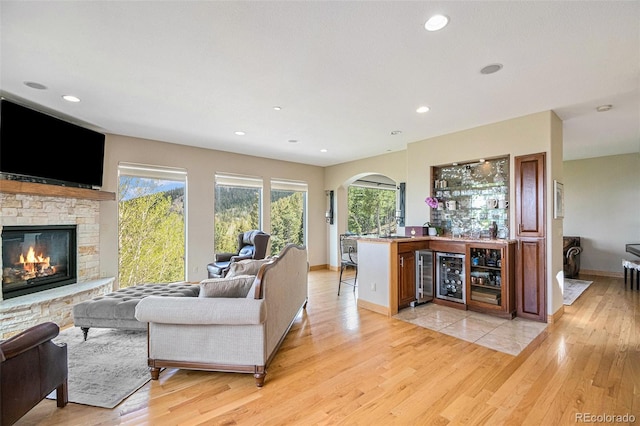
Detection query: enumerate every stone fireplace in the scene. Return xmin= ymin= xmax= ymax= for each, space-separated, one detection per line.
xmin=0 ymin=182 xmax=116 ymax=338
xmin=2 ymin=225 xmax=78 ymax=299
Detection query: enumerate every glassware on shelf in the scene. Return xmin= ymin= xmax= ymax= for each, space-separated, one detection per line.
xmin=489 ymin=221 xmax=498 ymax=239
xmin=493 ymin=164 xmax=505 ymax=184
xmin=431 ymin=157 xmax=509 ymax=237
xmin=469 ymin=247 xmax=502 ymax=305
xmin=435 ymin=253 xmax=465 ymax=303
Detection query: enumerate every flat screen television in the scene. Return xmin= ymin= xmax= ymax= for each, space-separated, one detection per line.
xmin=0 ymin=98 xmax=105 ymax=189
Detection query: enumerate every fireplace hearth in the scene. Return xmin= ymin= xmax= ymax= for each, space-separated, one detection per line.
xmin=1 ymin=225 xmax=77 ymax=299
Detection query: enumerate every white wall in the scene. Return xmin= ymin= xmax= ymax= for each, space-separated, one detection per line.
xmin=406 ymin=111 xmax=561 ymax=232
xmin=100 ymin=134 xmax=325 ymax=284
xmin=324 ymin=150 xmax=407 ymax=268
xmin=95 ymin=115 xmax=639 ymax=306
xmin=356 ymin=240 xmax=391 ymax=309
xmin=563 ymin=153 xmax=640 ymax=274
xmin=408 ymin=111 xmax=564 ymax=316
xmin=326 ymin=110 xmax=565 ymax=317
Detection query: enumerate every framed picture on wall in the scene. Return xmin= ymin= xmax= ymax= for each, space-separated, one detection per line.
xmin=554 ymin=180 xmax=564 ymax=219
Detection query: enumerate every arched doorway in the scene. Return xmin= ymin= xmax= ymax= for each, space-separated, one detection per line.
xmin=346 ymin=174 xmax=399 ymax=237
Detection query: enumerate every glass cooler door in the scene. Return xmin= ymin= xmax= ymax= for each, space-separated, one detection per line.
xmin=435 ymin=252 xmax=466 ymax=303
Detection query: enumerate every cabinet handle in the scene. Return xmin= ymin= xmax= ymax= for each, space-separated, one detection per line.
xmin=400 ymin=256 xmax=404 ymax=268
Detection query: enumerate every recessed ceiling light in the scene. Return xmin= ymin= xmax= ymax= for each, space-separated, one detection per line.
xmin=416 ymin=106 xmax=430 ymax=113
xmin=62 ymin=95 xmax=80 ymax=103
xmin=424 ymin=14 xmax=449 ymax=31
xmin=480 ymin=64 xmax=503 ymax=75
xmin=320 ymin=149 xmax=328 ymax=153
xmin=390 ymin=130 xmax=402 ymax=136
xmin=273 ymin=106 xmax=282 ymax=111
xmin=288 ymin=139 xmax=298 ymax=143
xmin=596 ymin=104 xmax=613 ymax=112
xmin=234 ymin=131 xmax=246 ymax=136
xmin=24 ymin=81 xmax=47 ymax=90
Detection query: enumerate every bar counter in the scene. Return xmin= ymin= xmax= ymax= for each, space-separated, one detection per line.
xmin=356 ymin=234 xmax=517 ymax=244
xmin=354 ymin=234 xmax=517 ymax=317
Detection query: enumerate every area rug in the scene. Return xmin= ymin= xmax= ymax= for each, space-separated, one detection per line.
xmin=563 ymin=278 xmax=593 ymax=305
xmin=47 ymin=327 xmax=149 ymax=409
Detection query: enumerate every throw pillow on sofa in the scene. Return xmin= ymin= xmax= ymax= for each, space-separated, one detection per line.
xmin=199 ymin=275 xmax=256 ymax=298
xmin=226 ymin=258 xmax=273 ymax=278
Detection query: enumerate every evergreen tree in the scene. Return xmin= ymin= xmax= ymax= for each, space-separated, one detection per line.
xmin=270 ymin=191 xmax=304 ymax=255
xmin=348 ymin=187 xmax=396 ymax=235
xmin=214 ymin=186 xmax=261 ymax=253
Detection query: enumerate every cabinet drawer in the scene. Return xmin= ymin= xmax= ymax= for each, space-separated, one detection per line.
xmin=398 ymin=241 xmax=429 ymax=253
xmin=429 ymin=240 xmax=465 ymax=254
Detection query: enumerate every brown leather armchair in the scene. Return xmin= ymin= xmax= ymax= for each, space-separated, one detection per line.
xmin=207 ymin=230 xmax=270 ymax=278
xmin=563 ymin=236 xmax=583 ymax=279
xmin=0 ymin=322 xmax=68 ymax=426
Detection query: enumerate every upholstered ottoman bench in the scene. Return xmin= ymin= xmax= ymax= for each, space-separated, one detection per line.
xmin=73 ymin=282 xmax=200 ymax=340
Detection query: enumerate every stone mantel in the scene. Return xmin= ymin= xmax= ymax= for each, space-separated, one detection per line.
xmin=0 ymin=179 xmax=115 ymax=201
xmin=1 ymin=181 xmax=114 ymax=334
xmin=0 ymin=278 xmax=115 ymax=338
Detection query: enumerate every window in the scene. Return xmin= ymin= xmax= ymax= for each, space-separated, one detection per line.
xmin=118 ymin=163 xmax=187 ymax=288
xmin=214 ymin=173 xmax=262 ymax=254
xmin=348 ymin=177 xmax=397 ymax=236
xmin=270 ymin=179 xmax=307 ymax=255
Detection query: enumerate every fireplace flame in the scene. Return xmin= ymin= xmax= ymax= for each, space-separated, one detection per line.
xmin=20 ymin=246 xmax=50 ymax=264
xmin=19 ymin=246 xmax=52 ymax=272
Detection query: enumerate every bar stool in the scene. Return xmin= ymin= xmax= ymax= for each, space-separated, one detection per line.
xmin=338 ymin=234 xmax=358 ymax=295
xmin=622 ymin=259 xmax=640 ymax=290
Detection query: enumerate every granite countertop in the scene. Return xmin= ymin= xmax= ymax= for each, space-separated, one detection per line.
xmin=356 ymin=235 xmax=516 ymax=244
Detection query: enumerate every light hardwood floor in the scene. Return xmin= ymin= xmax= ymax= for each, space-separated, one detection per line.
xmin=18 ymin=271 xmax=639 ymax=425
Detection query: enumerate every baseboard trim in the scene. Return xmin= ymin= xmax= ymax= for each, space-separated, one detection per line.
xmin=308 ymin=264 xmax=343 ymax=272
xmin=579 ymin=269 xmax=622 ymax=278
xmin=309 ymin=264 xmax=328 ymax=271
xmin=547 ymin=305 xmax=564 ymax=324
xmin=357 ymin=299 xmax=390 ymax=316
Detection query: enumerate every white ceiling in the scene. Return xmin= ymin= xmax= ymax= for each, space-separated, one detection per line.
xmin=1 ymin=1 xmax=638 ymax=167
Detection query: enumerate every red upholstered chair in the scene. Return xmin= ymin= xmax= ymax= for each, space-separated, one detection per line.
xmin=0 ymin=322 xmax=68 ymax=426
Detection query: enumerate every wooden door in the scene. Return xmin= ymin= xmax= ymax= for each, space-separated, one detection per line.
xmin=515 ymin=153 xmax=545 ymax=237
xmin=514 ymin=152 xmax=547 ymax=322
xmin=398 ymin=252 xmax=416 ymax=309
xmin=516 ymin=238 xmax=546 ymax=320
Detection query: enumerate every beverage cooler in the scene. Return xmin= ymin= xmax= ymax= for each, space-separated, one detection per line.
xmin=436 ymin=252 xmax=465 ymax=304
xmin=411 ymin=250 xmax=433 ymax=306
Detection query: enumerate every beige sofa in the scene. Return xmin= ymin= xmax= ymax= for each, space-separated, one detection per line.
xmin=134 ymin=244 xmax=308 ymax=387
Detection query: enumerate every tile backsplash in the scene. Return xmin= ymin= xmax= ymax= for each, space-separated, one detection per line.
xmin=429 ymin=157 xmax=510 ymax=239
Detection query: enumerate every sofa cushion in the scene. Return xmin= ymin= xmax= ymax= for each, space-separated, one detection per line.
xmin=238 ymin=246 xmax=255 ymax=257
xmin=226 ymin=258 xmax=272 ymax=278
xmin=246 ymin=279 xmax=259 ymax=299
xmin=199 ymin=275 xmax=256 ymax=298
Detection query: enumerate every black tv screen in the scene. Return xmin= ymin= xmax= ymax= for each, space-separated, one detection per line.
xmin=0 ymin=99 xmax=105 ymax=188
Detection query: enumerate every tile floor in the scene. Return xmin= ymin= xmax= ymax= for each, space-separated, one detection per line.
xmin=394 ymin=303 xmax=548 ymax=356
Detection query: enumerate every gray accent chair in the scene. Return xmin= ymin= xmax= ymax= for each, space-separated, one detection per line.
xmin=135 ymin=244 xmax=308 ymax=387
